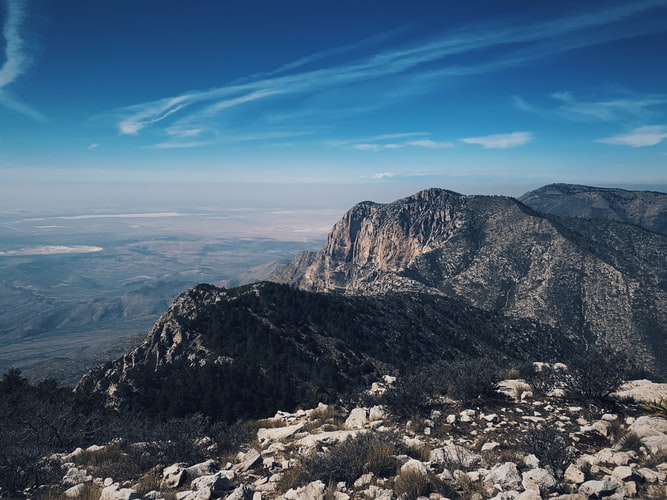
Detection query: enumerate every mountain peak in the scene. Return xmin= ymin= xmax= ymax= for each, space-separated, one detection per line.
xmin=272 ymin=186 xmax=667 ymax=376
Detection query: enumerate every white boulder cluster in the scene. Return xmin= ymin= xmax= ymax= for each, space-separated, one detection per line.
xmin=44 ymin=378 xmax=667 ymax=499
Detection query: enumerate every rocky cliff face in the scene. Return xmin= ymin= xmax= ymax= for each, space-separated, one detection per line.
xmin=271 ymin=188 xmax=667 ymax=376
xmin=519 ymin=183 xmax=667 ymax=236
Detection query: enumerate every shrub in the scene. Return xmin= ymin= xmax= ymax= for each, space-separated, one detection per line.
xmin=520 ymin=427 xmax=573 ymax=477
xmin=381 ymin=372 xmax=435 ymax=420
xmin=617 ymin=431 xmax=643 ymax=454
xmin=301 ymin=432 xmax=399 ymax=485
xmin=565 ymin=347 xmax=628 ymax=402
xmin=524 ymin=363 xmax=567 ymax=397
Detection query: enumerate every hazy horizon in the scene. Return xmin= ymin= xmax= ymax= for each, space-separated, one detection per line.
xmin=2 ymin=0 xmax=667 ymax=211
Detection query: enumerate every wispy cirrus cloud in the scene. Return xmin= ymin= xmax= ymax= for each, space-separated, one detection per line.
xmin=460 ymin=132 xmax=532 ymax=149
xmin=115 ymin=1 xmax=667 ymax=147
xmin=597 ymin=125 xmax=667 ymax=147
xmin=0 ymin=0 xmax=45 ymax=120
xmin=517 ymin=90 xmax=667 ymax=123
xmin=346 ymin=133 xmax=455 ymax=152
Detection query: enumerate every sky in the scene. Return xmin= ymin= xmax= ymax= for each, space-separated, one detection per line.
xmin=2 ymin=0 xmax=667 ymax=213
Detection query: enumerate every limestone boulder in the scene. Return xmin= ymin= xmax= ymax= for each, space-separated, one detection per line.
xmin=99 ymin=485 xmax=141 ymax=500
xmin=344 ymin=408 xmax=368 ymax=429
xmin=257 ymin=423 xmax=305 ymax=445
xmin=578 ymin=480 xmax=624 ymax=499
xmin=522 ymin=468 xmax=558 ymax=494
xmin=484 ymin=462 xmax=522 ymax=491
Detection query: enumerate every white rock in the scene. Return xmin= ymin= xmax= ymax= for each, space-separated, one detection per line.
xmin=345 ymin=408 xmax=368 ymax=429
xmin=353 ymin=472 xmax=374 ymax=488
xmin=522 ymin=468 xmax=557 ymax=493
xmin=257 ymin=423 xmax=305 ymax=445
xmin=64 ymin=484 xmax=86 ymax=498
xmin=284 ymin=480 xmax=326 ymax=500
xmin=237 ymin=449 xmax=262 ymax=472
xmin=481 ymin=441 xmax=500 ymax=452
xmin=62 ymin=467 xmax=91 ymax=487
xmin=225 ymin=485 xmax=252 ymax=500
xmin=578 ymin=480 xmax=623 ymax=499
xmin=524 ymin=454 xmax=540 ymax=470
xmin=99 ymin=485 xmax=141 ymax=500
xmin=459 ymin=409 xmax=476 ymax=422
xmin=187 ymin=459 xmax=218 ymax=479
xmin=161 ymin=463 xmax=188 ymax=489
xmin=614 ymin=379 xmax=667 ymax=403
xmin=190 ymin=470 xmax=235 ymax=495
xmin=369 ymin=405 xmax=386 ymax=422
xmin=564 ymin=464 xmax=585 ymax=484
xmin=484 ymin=462 xmax=522 ymax=490
xmin=400 ymin=459 xmax=427 ymax=476
xmin=297 ymin=429 xmax=362 ymax=453
xmin=435 ymin=444 xmax=480 ymax=468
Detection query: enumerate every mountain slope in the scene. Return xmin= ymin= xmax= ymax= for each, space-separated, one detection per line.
xmin=271 ymin=188 xmax=667 ymax=375
xmin=519 ymin=183 xmax=667 ymax=235
xmin=76 ymin=281 xmax=579 ymax=422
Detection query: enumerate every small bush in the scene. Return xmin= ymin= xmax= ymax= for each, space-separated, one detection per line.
xmin=381 ymin=372 xmax=435 ymax=420
xmin=524 ymin=364 xmax=566 ymax=397
xmin=301 ymin=432 xmax=399 ymax=485
xmin=565 ymin=348 xmax=628 ymax=402
xmin=520 ymin=427 xmax=573 ymax=477
xmin=640 ymin=448 xmax=667 ymax=468
xmin=617 ymin=431 xmax=643 ymax=454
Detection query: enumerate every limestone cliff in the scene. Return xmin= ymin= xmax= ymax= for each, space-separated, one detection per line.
xmin=271 ymin=188 xmax=667 ymax=375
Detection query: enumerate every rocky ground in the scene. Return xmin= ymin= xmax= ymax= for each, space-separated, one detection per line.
xmin=37 ymin=377 xmax=667 ymax=500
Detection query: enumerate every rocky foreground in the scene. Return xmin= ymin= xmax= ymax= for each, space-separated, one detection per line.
xmin=42 ymin=376 xmax=667 ymax=500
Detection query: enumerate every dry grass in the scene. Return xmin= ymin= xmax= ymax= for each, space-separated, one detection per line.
xmin=642 ymin=397 xmax=667 ymax=418
xmin=304 ymin=404 xmax=344 ymax=432
xmin=275 ymin=463 xmax=305 ymax=494
xmin=639 ymin=448 xmax=667 ymax=468
xmin=34 ymin=483 xmax=102 ymax=500
xmin=393 ymin=469 xmax=428 ymax=500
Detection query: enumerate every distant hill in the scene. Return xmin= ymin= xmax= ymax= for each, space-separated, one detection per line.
xmin=272 ymin=188 xmax=667 ymax=376
xmin=519 ymin=183 xmax=667 ymax=235
xmin=76 ymin=281 xmax=578 ymax=421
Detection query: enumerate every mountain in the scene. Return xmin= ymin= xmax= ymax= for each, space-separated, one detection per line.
xmin=519 ymin=183 xmax=667 ymax=236
xmin=271 ymin=188 xmax=667 ymax=376
xmin=76 ymin=281 xmax=580 ymax=422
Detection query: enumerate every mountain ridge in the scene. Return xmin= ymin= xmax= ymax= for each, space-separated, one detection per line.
xmin=271 ymin=187 xmax=667 ymax=376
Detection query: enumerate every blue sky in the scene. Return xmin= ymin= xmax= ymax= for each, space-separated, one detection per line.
xmin=2 ymin=0 xmax=667 ymax=211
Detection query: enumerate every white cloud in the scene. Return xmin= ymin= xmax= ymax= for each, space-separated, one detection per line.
xmin=0 ymin=0 xmax=45 ymax=120
xmin=353 ymin=143 xmax=405 ymax=151
xmin=597 ymin=125 xmax=667 ymax=147
xmin=406 ymin=139 xmax=455 ymax=149
xmin=87 ymin=143 xmax=99 ymax=150
xmin=0 ymin=245 xmax=103 ymax=257
xmin=370 ymin=172 xmax=396 ymax=179
xmin=0 ymin=0 xmax=29 ymax=88
xmin=460 ymin=132 xmax=532 ymax=149
xmin=550 ymin=91 xmax=667 ymax=122
xmin=114 ymin=1 xmax=667 ymax=147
